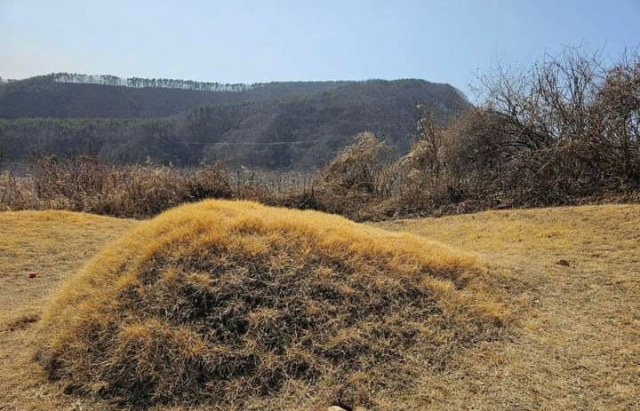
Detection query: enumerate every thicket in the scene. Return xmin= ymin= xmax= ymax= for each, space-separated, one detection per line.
xmin=0 ymin=156 xmax=318 ymax=218
xmin=319 ymin=48 xmax=640 ymax=217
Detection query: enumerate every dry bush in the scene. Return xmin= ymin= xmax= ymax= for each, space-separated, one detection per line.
xmin=391 ymin=48 xmax=640 ymax=214
xmin=0 ymin=169 xmax=23 ymax=209
xmin=0 ymin=156 xmax=233 ymax=217
xmin=311 ymin=49 xmax=639 ymax=217
xmin=315 ymin=132 xmax=396 ymax=219
xmin=37 ymin=200 xmax=505 ymax=410
xmin=231 ymin=168 xmax=313 ymax=204
xmin=0 ymin=155 xmax=324 ymax=218
xmin=591 ymin=57 xmax=640 ymax=183
xmin=226 ymin=167 xmax=327 ymax=212
xmin=465 ymin=48 xmax=640 ymax=205
xmin=321 ymin=131 xmax=392 ymax=195
xmin=390 ymin=108 xmax=468 ymax=215
xmin=185 ymin=161 xmax=234 ymax=201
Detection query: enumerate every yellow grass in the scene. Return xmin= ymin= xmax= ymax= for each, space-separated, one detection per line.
xmin=377 ymin=204 xmax=640 ymax=410
xmin=35 ymin=200 xmax=503 ymax=410
xmin=0 ymin=204 xmax=638 ymax=410
xmin=0 ymin=211 xmax=137 ymax=411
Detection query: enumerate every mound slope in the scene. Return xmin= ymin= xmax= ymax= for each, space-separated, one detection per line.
xmin=37 ymin=200 xmax=504 ymax=409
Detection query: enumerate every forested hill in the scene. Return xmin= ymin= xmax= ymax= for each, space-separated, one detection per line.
xmin=0 ymin=76 xmax=471 ymax=169
xmin=0 ymin=74 xmax=350 ymax=119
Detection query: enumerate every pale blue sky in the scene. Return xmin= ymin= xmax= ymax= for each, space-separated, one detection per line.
xmin=1 ymin=0 xmax=638 ymax=97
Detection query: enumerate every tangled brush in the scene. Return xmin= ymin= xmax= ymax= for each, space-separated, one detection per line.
xmin=37 ymin=200 xmax=505 ymax=410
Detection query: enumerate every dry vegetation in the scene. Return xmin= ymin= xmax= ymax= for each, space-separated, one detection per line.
xmin=0 ymin=211 xmax=137 ymax=411
xmin=1 ymin=204 xmax=638 ymax=410
xmin=0 ymin=155 xmax=326 ymax=219
xmin=35 ymin=200 xmax=505 ymax=410
xmin=377 ymin=205 xmax=640 ymax=410
xmin=318 ymin=49 xmax=640 ymax=218
xmin=0 ymin=47 xmax=638 ymax=411
xmin=0 ymin=158 xmax=234 ymax=218
xmin=2 ymin=49 xmax=638 ymax=221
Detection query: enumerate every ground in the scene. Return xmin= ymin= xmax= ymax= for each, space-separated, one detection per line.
xmin=377 ymin=205 xmax=640 ymax=410
xmin=0 ymin=211 xmax=137 ymax=411
xmin=1 ymin=205 xmax=639 ymax=410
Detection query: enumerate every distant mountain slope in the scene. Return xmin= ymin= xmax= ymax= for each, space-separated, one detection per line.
xmin=0 ymin=77 xmax=471 ymax=169
xmin=0 ymin=74 xmax=349 ymax=119
xmin=182 ymin=79 xmax=470 ymax=167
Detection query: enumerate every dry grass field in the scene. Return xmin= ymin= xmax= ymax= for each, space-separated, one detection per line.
xmin=377 ymin=205 xmax=640 ymax=410
xmin=1 ymin=204 xmax=639 ymax=410
xmin=0 ymin=211 xmax=138 ymax=411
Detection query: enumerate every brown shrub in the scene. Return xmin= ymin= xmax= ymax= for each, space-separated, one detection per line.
xmin=320 ymin=131 xmax=392 ymax=196
xmin=1 ymin=157 xmax=231 ymax=217
xmin=314 ymin=132 xmax=396 ymax=219
xmin=391 ymin=48 xmax=640 ymax=214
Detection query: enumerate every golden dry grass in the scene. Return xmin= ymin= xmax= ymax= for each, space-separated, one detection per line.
xmin=377 ymin=204 xmax=640 ymax=410
xmin=35 ymin=200 xmax=504 ymax=410
xmin=0 ymin=204 xmax=638 ymax=410
xmin=0 ymin=211 xmax=137 ymax=411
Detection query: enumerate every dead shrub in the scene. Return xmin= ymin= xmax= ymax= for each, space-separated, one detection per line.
xmin=392 ymin=48 xmax=640 ymax=214
xmin=320 ymin=131 xmax=392 ymax=196
xmin=0 ymin=156 xmax=235 ymax=217
xmin=315 ymin=132 xmax=396 ymax=219
xmin=185 ymin=161 xmax=233 ymax=200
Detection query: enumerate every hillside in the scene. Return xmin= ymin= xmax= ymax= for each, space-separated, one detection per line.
xmin=1 ymin=205 xmax=638 ymax=410
xmin=0 ymin=78 xmax=470 ymax=168
xmin=0 ymin=74 xmax=349 ymax=119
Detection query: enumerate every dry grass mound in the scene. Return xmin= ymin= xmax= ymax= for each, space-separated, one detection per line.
xmin=37 ymin=200 xmax=506 ymax=410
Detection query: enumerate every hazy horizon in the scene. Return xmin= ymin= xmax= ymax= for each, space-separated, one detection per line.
xmin=1 ymin=0 xmax=639 ymax=97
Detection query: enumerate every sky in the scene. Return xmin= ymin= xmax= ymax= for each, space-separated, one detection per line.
xmin=1 ymin=0 xmax=639 ymax=97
